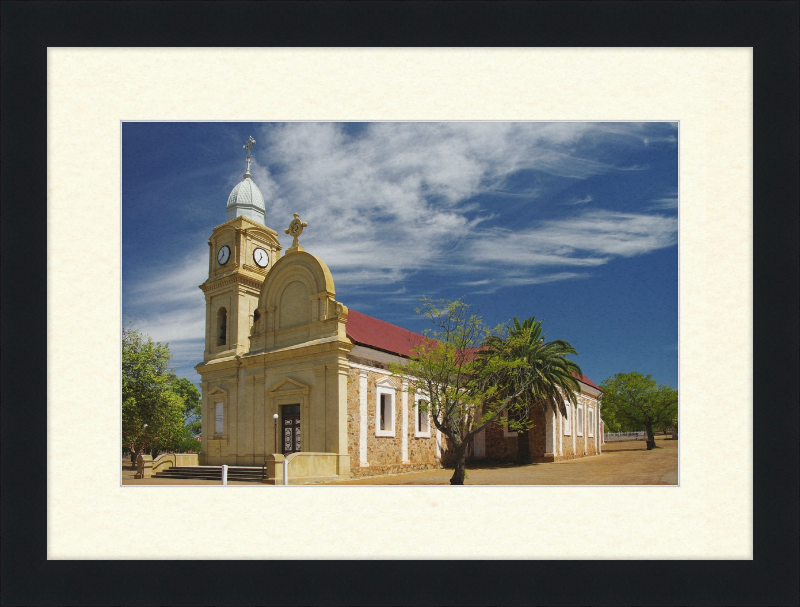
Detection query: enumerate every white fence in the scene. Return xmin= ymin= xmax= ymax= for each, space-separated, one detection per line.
xmin=604 ymin=431 xmax=647 ymax=442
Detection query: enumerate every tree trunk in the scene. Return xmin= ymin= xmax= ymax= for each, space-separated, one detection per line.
xmin=450 ymin=442 xmax=470 ymax=485
xmin=516 ymin=430 xmax=532 ymax=465
xmin=645 ymin=423 xmax=656 ymax=450
xmin=131 ymin=448 xmax=142 ymax=470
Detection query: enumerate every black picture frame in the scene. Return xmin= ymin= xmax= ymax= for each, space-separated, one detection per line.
xmin=2 ymin=2 xmax=797 ymax=605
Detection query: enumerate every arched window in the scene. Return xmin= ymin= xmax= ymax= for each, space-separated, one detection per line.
xmin=217 ymin=307 xmax=227 ymax=346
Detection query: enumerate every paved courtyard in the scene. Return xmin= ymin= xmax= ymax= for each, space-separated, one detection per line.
xmin=122 ymin=436 xmax=677 ymax=486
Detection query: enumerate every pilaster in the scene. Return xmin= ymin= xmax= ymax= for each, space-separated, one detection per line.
xmin=312 ymin=364 xmax=327 ymax=453
xmin=556 ymin=405 xmax=562 ymax=457
xmin=572 ymin=403 xmax=576 ymax=455
xmin=359 ymin=370 xmax=369 ymax=466
xmin=253 ymin=373 xmax=265 ymax=457
xmin=401 ymin=379 xmax=409 ymax=464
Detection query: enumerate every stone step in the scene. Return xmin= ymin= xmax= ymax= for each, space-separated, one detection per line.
xmin=153 ymin=466 xmax=266 ymax=483
xmin=153 ymin=474 xmax=264 ymax=483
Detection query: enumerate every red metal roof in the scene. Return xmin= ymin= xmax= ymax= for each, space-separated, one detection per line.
xmin=345 ymin=309 xmax=600 ymax=390
xmin=345 ymin=309 xmax=427 ymax=358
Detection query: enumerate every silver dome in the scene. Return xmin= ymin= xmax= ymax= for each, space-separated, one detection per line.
xmin=226 ymin=175 xmax=266 ymax=224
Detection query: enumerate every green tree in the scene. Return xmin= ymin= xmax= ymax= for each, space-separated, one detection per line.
xmin=600 ymin=372 xmax=678 ymax=449
xmin=172 ymin=377 xmax=202 ymax=436
xmin=391 ymin=298 xmax=537 ymax=485
xmin=483 ymin=317 xmax=583 ymax=465
xmin=168 ymin=424 xmax=203 ymax=453
xmin=122 ymin=324 xmax=186 ymax=462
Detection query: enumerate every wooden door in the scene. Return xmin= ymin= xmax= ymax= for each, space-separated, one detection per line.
xmin=281 ymin=404 xmax=301 ymax=455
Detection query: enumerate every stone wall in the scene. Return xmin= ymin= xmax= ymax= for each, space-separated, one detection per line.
xmin=483 ymin=421 xmax=517 ymax=461
xmin=346 ymin=357 xmax=441 ymax=478
xmin=530 ymin=407 xmax=547 ymax=457
xmin=346 ymin=371 xmax=359 ymax=463
xmin=479 ymin=394 xmax=602 ymax=463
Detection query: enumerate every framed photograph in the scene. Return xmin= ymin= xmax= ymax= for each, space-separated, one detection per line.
xmin=3 ymin=2 xmax=796 ymax=605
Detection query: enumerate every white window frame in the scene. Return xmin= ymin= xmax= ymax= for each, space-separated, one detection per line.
xmin=503 ymin=409 xmax=517 ymax=437
xmin=375 ymin=385 xmax=396 ymax=437
xmin=563 ymin=402 xmax=572 ymax=436
xmin=588 ymin=407 xmax=594 ymax=437
xmin=577 ymin=404 xmax=584 ymax=437
xmin=414 ymin=395 xmax=431 ymax=438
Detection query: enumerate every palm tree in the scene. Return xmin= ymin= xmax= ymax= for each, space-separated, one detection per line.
xmin=484 ymin=317 xmax=583 ymax=465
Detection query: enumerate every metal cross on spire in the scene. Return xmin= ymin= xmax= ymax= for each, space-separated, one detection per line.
xmin=243 ymin=136 xmax=256 ymax=176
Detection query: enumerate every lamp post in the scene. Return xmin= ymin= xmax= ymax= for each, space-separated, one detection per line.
xmin=273 ymin=413 xmax=279 ymax=454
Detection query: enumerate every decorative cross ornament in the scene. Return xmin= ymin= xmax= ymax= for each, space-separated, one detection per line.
xmin=243 ymin=136 xmax=256 ymax=175
xmin=284 ymin=213 xmax=308 ymax=249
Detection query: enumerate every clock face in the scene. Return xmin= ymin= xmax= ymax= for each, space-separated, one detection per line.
xmin=253 ymin=247 xmax=269 ymax=268
xmin=290 ymin=222 xmax=300 ymax=235
xmin=217 ymin=245 xmax=231 ymax=265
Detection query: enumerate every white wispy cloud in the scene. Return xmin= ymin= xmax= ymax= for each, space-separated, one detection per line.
xmin=467 ymin=272 xmax=588 ymax=294
xmin=125 ymin=246 xmax=208 ymax=374
xmin=249 ymin=122 xmax=677 ymax=281
xmin=125 ymin=122 xmax=677 ymax=378
xmin=127 ymin=247 xmax=208 ymax=307
xmin=647 ymin=189 xmax=679 ymax=210
xmin=133 ymin=307 xmax=206 ymax=344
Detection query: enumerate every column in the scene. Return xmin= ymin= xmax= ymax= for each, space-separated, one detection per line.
xmin=359 ymin=370 xmax=368 ymax=466
xmin=401 ymin=379 xmax=409 ymax=464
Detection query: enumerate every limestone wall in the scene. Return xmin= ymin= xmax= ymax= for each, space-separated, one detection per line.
xmin=346 ymin=359 xmax=441 ymax=478
xmin=480 ymin=392 xmax=602 ymax=463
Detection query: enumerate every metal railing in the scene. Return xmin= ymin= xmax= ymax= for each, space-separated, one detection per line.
xmin=603 ymin=431 xmax=647 ymax=441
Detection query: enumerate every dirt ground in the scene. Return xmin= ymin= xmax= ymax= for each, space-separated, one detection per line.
xmin=121 ymin=436 xmax=677 ymax=486
xmin=324 ymin=435 xmax=678 ymax=485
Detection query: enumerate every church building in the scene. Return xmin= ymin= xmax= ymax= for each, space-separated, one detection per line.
xmin=195 ymin=139 xmax=602 ymax=482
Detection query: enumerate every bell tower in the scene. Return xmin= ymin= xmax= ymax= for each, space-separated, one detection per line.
xmin=200 ymin=136 xmax=281 ymax=360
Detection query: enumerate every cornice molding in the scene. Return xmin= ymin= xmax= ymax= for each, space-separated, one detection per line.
xmin=200 ymin=272 xmax=265 ymax=293
xmin=210 ymin=215 xmax=280 ymax=239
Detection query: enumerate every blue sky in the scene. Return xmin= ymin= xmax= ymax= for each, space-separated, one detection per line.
xmin=122 ymin=122 xmax=678 ymax=389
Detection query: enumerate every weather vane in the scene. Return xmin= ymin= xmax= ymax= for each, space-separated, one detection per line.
xmin=285 ymin=213 xmax=308 ymax=249
xmin=243 ymin=136 xmax=256 ymax=176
